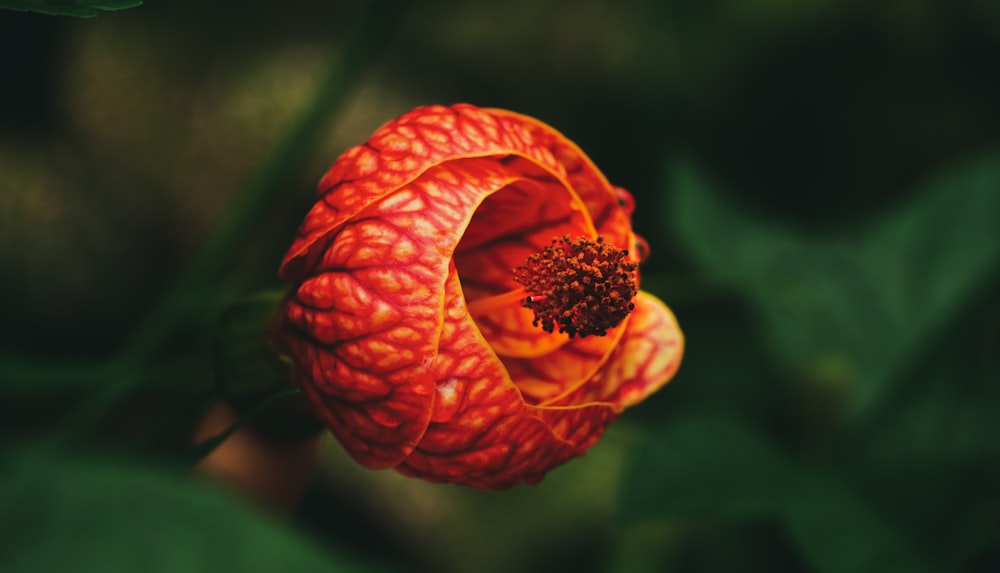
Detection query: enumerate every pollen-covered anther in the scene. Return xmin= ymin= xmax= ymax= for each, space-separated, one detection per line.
xmin=513 ymin=235 xmax=638 ymax=338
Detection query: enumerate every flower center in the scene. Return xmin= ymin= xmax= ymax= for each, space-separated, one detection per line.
xmin=512 ymin=235 xmax=637 ymax=338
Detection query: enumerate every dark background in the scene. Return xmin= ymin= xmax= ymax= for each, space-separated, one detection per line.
xmin=2 ymin=1 xmax=999 ymax=572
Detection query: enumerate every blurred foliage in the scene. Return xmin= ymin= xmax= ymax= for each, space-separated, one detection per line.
xmin=0 ymin=452 xmax=369 ymax=572
xmin=620 ymin=412 xmax=938 ymax=573
xmin=668 ymin=153 xmax=1000 ymax=417
xmin=1 ymin=0 xmax=999 ymax=572
xmin=0 ymin=0 xmax=140 ymax=18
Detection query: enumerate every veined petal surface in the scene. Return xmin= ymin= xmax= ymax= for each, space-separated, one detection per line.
xmin=282 ymin=158 xmax=523 ymax=467
xmin=275 ymin=103 xmax=684 ymax=488
xmin=397 ymin=269 xmax=580 ymax=489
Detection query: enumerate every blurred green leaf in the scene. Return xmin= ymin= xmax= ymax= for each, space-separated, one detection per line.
xmin=0 ymin=0 xmax=140 ymax=17
xmin=667 ymin=152 xmax=1000 ymax=417
xmin=606 ymin=523 xmax=681 ymax=573
xmin=0 ymin=452 xmax=371 ymax=573
xmin=780 ymin=475 xmax=936 ymax=573
xmin=621 ymin=411 xmax=794 ymax=522
xmin=849 ymin=298 xmax=1000 ymax=566
xmin=621 ymin=412 xmax=938 ymax=573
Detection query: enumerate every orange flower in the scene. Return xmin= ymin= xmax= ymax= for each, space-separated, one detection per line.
xmin=274 ymin=104 xmax=683 ymax=489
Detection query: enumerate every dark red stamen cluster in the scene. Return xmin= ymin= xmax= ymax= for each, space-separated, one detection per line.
xmin=512 ymin=235 xmax=638 ymax=338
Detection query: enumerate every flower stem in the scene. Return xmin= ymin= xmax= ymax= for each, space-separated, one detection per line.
xmin=184 ymin=386 xmax=303 ymax=466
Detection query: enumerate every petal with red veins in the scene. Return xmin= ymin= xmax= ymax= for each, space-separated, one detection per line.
xmin=276 ymin=103 xmax=684 ymax=488
xmin=455 ymin=176 xmax=592 ymax=300
xmin=280 ymin=158 xmax=526 ymax=468
xmin=500 ymin=322 xmax=627 ymax=404
xmin=528 ymin=402 xmax=619 ymax=454
xmin=484 ymin=108 xmax=632 ymax=249
xmin=465 ymin=292 xmax=567 ymax=359
xmin=521 ymin=292 xmax=682 ymax=455
xmin=398 ymin=269 xmax=581 ymax=489
xmin=554 ymin=291 xmax=684 ymax=409
xmin=280 ymin=104 xmax=576 ymax=281
xmin=456 ymin=166 xmax=595 ymax=360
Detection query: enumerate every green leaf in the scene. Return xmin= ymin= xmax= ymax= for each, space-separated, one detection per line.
xmin=0 ymin=0 xmax=140 ymax=17
xmin=667 ymin=152 xmax=1000 ymax=417
xmin=0 ymin=452 xmax=374 ymax=573
xmin=620 ymin=413 xmax=939 ymax=573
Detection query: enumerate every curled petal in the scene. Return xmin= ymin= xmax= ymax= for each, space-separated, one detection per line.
xmin=527 ymin=402 xmax=619 ymax=454
xmin=466 ymin=299 xmax=565 ymax=358
xmin=397 ymin=269 xmax=579 ymax=489
xmin=518 ymin=291 xmax=683 ymax=457
xmin=470 ymin=109 xmax=643 ymax=402
xmin=281 ymin=104 xmax=583 ymax=281
xmin=554 ymin=291 xmax=684 ymax=409
xmin=455 ymin=176 xmax=593 ymax=300
xmin=276 ymin=103 xmax=684 ymax=488
xmin=281 ymin=159 xmax=525 ymax=468
xmin=485 ymin=109 xmax=633 ymax=250
xmin=457 ymin=175 xmax=593 ymax=358
xmin=500 ymin=321 xmax=628 ymax=404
